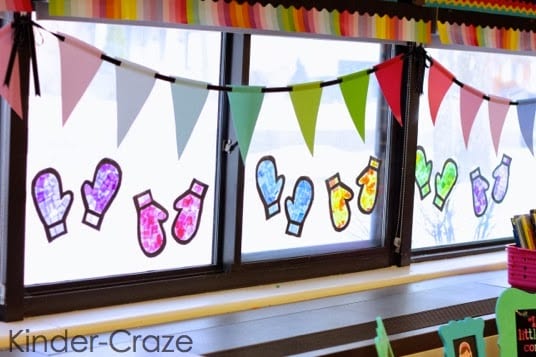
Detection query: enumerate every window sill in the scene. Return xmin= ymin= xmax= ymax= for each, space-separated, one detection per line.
xmin=0 ymin=250 xmax=507 ymax=350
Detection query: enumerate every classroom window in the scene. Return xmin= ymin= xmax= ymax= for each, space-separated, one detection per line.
xmin=241 ymin=35 xmax=389 ymax=260
xmin=25 ymin=21 xmax=221 ymax=285
xmin=412 ymin=48 xmax=532 ymax=249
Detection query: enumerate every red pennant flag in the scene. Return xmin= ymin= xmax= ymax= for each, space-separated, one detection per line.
xmin=0 ymin=24 xmax=22 ymax=119
xmin=460 ymin=84 xmax=484 ymax=148
xmin=428 ymin=60 xmax=454 ymax=125
xmin=374 ymin=54 xmax=404 ymax=126
xmin=488 ymin=95 xmax=510 ymax=155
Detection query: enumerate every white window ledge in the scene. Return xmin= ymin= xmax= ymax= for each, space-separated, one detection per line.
xmin=0 ymin=250 xmax=507 ymax=349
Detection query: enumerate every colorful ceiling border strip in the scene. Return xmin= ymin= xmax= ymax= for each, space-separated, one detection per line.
xmin=437 ymin=21 xmax=536 ymax=52
xmin=46 ymin=0 xmax=432 ymax=44
xmin=0 ymin=0 xmax=32 ymax=12
xmin=425 ymin=0 xmax=536 ymax=18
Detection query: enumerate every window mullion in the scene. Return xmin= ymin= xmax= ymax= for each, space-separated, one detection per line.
xmin=1 ymin=13 xmax=30 ymax=321
xmin=393 ymin=43 xmax=425 ymax=266
xmin=216 ymin=33 xmax=251 ymax=271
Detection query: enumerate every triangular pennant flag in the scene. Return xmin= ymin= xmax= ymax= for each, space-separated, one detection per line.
xmin=227 ymin=85 xmax=265 ymax=161
xmin=289 ymin=81 xmax=322 ymax=155
xmin=516 ymin=98 xmax=536 ymax=155
xmin=428 ymin=59 xmax=454 ymax=125
xmin=58 ymin=32 xmax=103 ymax=125
xmin=170 ymin=78 xmax=209 ymax=159
xmin=460 ymin=84 xmax=484 ymax=148
xmin=115 ymin=59 xmax=156 ymax=146
xmin=488 ymin=95 xmax=510 ymax=155
xmin=339 ymin=70 xmax=370 ymax=142
xmin=374 ymin=54 xmax=404 ymax=126
xmin=0 ymin=23 xmax=22 ymax=119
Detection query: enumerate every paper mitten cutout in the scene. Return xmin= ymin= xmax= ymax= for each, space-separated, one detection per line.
xmin=172 ymin=179 xmax=209 ymax=245
xmin=81 ymin=158 xmax=122 ymax=230
xmin=134 ymin=190 xmax=168 ymax=257
xmin=285 ymin=177 xmax=314 ymax=237
xmin=31 ymin=168 xmax=73 ymax=242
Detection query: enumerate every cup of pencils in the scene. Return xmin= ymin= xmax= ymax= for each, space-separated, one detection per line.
xmin=508 ymin=210 xmax=536 ymax=291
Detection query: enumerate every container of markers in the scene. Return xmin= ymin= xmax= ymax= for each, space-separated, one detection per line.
xmin=507 ymin=244 xmax=536 ymax=292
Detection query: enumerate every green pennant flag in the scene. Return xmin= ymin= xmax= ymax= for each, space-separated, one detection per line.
xmin=227 ymin=86 xmax=265 ymax=161
xmin=289 ymin=81 xmax=322 ymax=155
xmin=339 ymin=70 xmax=370 ymax=142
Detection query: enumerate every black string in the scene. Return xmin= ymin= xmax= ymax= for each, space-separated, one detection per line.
xmin=427 ymin=53 xmax=522 ymax=106
xmin=24 ymin=20 xmax=386 ymax=95
xmin=413 ymin=45 xmax=427 ymax=95
xmin=11 ymin=19 xmax=535 ymax=110
xmin=5 ymin=14 xmax=40 ymax=96
xmin=26 ymin=20 xmax=526 ymax=107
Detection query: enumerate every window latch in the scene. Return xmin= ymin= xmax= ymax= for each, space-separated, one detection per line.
xmin=394 ymin=236 xmax=402 ymax=253
xmin=223 ymin=139 xmax=238 ymax=153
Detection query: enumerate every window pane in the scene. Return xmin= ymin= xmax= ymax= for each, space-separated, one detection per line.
xmin=25 ymin=21 xmax=221 ymax=284
xmin=413 ymin=48 xmax=531 ymax=249
xmin=242 ymin=35 xmax=387 ymax=259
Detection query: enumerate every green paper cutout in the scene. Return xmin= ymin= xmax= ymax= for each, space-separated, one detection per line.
xmin=415 ymin=145 xmax=433 ymax=200
xmin=496 ymin=287 xmax=536 ymax=357
xmin=227 ymin=86 xmax=265 ymax=161
xmin=339 ymin=70 xmax=370 ymax=142
xmin=438 ymin=317 xmax=485 ymax=357
xmin=374 ymin=317 xmax=394 ymax=357
xmin=433 ymin=158 xmax=458 ymax=211
xmin=289 ymin=81 xmax=323 ymax=155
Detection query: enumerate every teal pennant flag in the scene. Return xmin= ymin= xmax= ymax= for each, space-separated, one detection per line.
xmin=227 ymin=86 xmax=265 ymax=161
xmin=339 ymin=70 xmax=370 ymax=142
xmin=170 ymin=78 xmax=209 ymax=159
xmin=289 ymin=81 xmax=323 ymax=155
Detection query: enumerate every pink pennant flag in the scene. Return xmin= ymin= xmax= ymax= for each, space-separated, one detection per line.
xmin=460 ymin=84 xmax=484 ymax=148
xmin=0 ymin=23 xmax=22 ymax=119
xmin=375 ymin=54 xmax=404 ymax=126
xmin=428 ymin=60 xmax=454 ymax=125
xmin=58 ymin=32 xmax=103 ymax=125
xmin=488 ymin=95 xmax=510 ymax=155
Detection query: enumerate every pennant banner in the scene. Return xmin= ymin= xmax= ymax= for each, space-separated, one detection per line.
xmin=339 ymin=70 xmax=370 ymax=142
xmin=170 ymin=78 xmax=209 ymax=159
xmin=115 ymin=59 xmax=156 ymax=146
xmin=289 ymin=81 xmax=323 ymax=156
xmin=374 ymin=54 xmax=404 ymax=126
xmin=3 ymin=19 xmax=536 ymax=161
xmin=227 ymin=86 xmax=265 ymax=161
xmin=58 ymin=32 xmax=103 ymax=125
